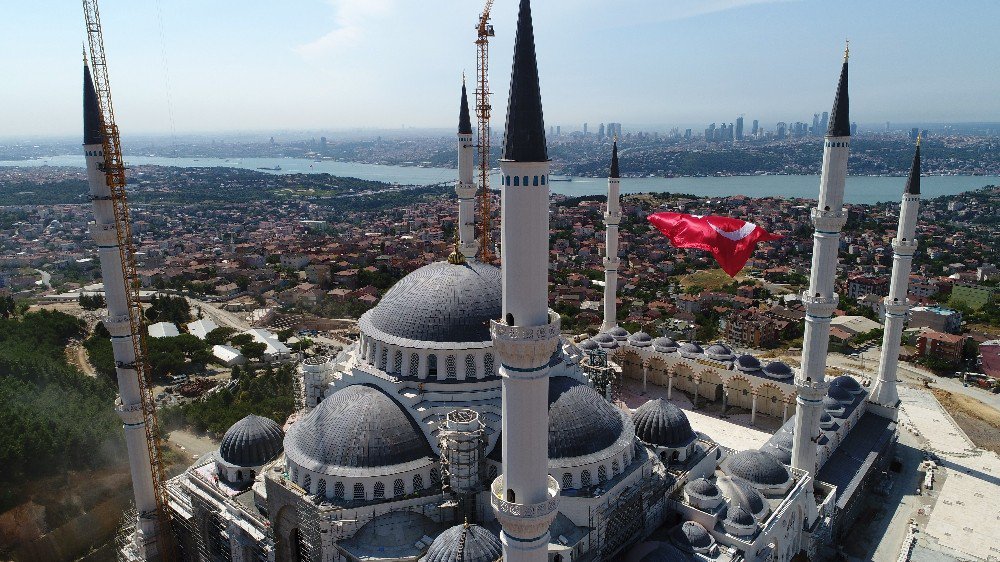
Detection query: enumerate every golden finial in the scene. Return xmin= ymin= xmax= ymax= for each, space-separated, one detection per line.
xmin=844 ymin=39 xmax=850 ymax=61
xmin=463 ymin=516 xmax=470 ymax=529
xmin=447 ymin=233 xmax=466 ymax=265
xmin=916 ymin=132 xmax=922 ymax=147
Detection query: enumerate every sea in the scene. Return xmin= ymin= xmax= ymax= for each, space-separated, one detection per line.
xmin=3 ymin=155 xmax=997 ymax=205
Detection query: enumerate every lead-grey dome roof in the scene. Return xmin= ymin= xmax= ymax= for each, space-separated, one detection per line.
xmin=762 ymin=361 xmax=793 ymax=379
xmin=726 ymin=504 xmax=755 ymax=526
xmin=360 ymin=261 xmax=500 ymax=343
xmin=577 ymin=338 xmax=599 ymax=351
xmin=670 ymin=521 xmax=713 ymax=553
xmin=607 ymin=326 xmax=629 ymax=340
xmin=285 ymin=385 xmax=432 ymax=473
xmin=219 ymin=414 xmax=284 ymax=467
xmin=828 ymin=384 xmax=854 ymax=404
xmin=704 ymin=343 xmax=734 ymax=359
xmin=736 ymin=354 xmax=761 ymax=371
xmin=424 ymin=523 xmax=502 ymax=562
xmin=548 ymin=376 xmax=626 ymax=459
xmin=718 ymin=476 xmax=766 ymax=516
xmin=653 ymin=337 xmax=679 ymax=352
xmin=684 ymin=477 xmax=719 ymax=498
xmin=727 ymin=450 xmax=790 ymax=486
xmin=629 ymin=331 xmax=652 ymax=346
xmin=632 ymin=399 xmax=696 ymax=448
xmin=679 ymin=342 xmax=703 ymax=355
xmin=832 ymin=374 xmax=863 ymax=393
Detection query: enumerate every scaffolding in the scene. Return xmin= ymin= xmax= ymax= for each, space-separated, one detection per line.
xmin=438 ymin=409 xmax=486 ymax=523
xmin=583 ymin=348 xmax=616 ymax=398
xmin=295 ymin=495 xmax=322 ymax=562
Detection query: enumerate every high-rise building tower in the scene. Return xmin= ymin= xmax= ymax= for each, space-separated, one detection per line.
xmin=871 ymin=140 xmax=921 ymax=408
xmin=735 ymin=116 xmax=744 ymax=140
xmin=601 ymin=141 xmax=621 ymax=332
xmin=583 ymin=122 xmax=588 ymax=135
xmin=598 ymin=122 xmax=605 ymax=140
xmin=751 ymin=119 xmax=759 ymax=136
xmin=490 ymin=1 xmax=560 ymax=560
xmin=83 ymin=62 xmax=161 ymax=557
xmin=456 ymin=79 xmax=480 ymax=258
xmin=791 ymin=50 xmax=850 ymax=477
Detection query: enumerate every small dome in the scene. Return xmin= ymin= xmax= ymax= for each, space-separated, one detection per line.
xmin=735 ymin=354 xmax=761 ymax=371
xmin=285 ymin=385 xmax=432 ymax=472
xmin=593 ymin=332 xmax=618 ymax=349
xmin=577 ymin=338 xmax=599 ymax=351
xmin=548 ymin=377 xmax=627 ymax=459
xmin=359 ymin=261 xmax=500 ymax=343
xmin=726 ymin=504 xmax=755 ymax=526
xmin=684 ymin=478 xmax=719 ymax=498
xmin=828 ymin=384 xmax=854 ymax=404
xmin=820 ymin=412 xmax=832 ymax=424
xmin=632 ymin=399 xmax=696 ymax=448
xmin=726 ymin=450 xmax=790 ymax=486
xmin=629 ymin=331 xmax=653 ymax=346
xmin=670 ymin=521 xmax=713 ymax=553
xmin=424 ymin=523 xmax=502 ymax=562
xmin=718 ymin=476 xmax=766 ymax=516
xmin=678 ymin=342 xmax=703 ymax=356
xmin=832 ymin=375 xmax=863 ymax=393
xmin=704 ymin=343 xmax=734 ymax=360
xmin=762 ymin=361 xmax=793 ymax=379
xmin=653 ymin=337 xmax=679 ymax=352
xmin=607 ymin=326 xmax=629 ymax=341
xmin=823 ymin=395 xmax=847 ymax=417
xmin=219 ymin=414 xmax=284 ymax=467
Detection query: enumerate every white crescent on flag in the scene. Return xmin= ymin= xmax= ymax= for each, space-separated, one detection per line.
xmin=707 ymin=220 xmax=757 ymax=242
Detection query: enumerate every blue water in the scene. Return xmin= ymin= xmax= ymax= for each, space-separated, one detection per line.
xmin=3 ymin=155 xmax=996 ymax=204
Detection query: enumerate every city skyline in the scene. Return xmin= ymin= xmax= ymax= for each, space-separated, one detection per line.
xmin=4 ymin=0 xmax=1000 ymax=137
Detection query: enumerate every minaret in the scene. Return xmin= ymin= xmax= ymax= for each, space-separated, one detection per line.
xmin=791 ymin=48 xmax=850 ymax=477
xmin=601 ymin=141 xmax=622 ymax=332
xmin=871 ymin=140 xmax=921 ymax=407
xmin=456 ymin=77 xmax=480 ymax=258
xmin=489 ymin=1 xmax=560 ymax=560
xmin=83 ymin=62 xmax=161 ymax=557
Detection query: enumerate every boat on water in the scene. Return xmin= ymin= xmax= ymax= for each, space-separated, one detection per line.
xmin=548 ymin=175 xmax=572 ymax=182
xmin=257 ymin=165 xmax=282 ymax=171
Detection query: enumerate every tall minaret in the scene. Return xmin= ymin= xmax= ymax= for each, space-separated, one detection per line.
xmin=601 ymin=141 xmax=621 ymax=332
xmin=456 ymin=77 xmax=480 ymax=258
xmin=871 ymin=140 xmax=921 ymax=407
xmin=791 ymin=48 xmax=850 ymax=477
xmin=489 ymin=1 xmax=560 ymax=560
xmin=83 ymin=62 xmax=161 ymax=557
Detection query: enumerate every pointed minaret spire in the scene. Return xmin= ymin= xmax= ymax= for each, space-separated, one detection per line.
xmin=502 ymin=0 xmax=547 ymax=162
xmin=609 ymin=139 xmax=620 ymax=178
xmin=905 ymin=137 xmax=921 ymax=195
xmin=827 ymin=42 xmax=850 ymax=137
xmin=83 ymin=62 xmax=104 ymax=146
xmin=459 ymin=76 xmax=473 ymax=135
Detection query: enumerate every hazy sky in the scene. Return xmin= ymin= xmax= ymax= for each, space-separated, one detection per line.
xmin=3 ymin=0 xmax=1000 ymax=138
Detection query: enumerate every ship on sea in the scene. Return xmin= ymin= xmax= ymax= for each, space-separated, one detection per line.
xmin=257 ymin=165 xmax=282 ymax=171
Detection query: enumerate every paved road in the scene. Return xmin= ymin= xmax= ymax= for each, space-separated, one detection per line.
xmin=34 ymin=268 xmax=51 ymax=289
xmin=186 ymin=296 xmax=348 ymax=352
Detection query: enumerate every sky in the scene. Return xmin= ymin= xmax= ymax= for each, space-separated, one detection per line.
xmin=2 ymin=0 xmax=1000 ymax=138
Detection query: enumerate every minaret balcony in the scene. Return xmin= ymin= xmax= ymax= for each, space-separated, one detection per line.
xmin=490 ymin=311 xmax=561 ymax=374
xmin=882 ymin=299 xmax=911 ymax=317
xmin=604 ymin=210 xmax=622 ymax=225
xmin=491 ymin=475 xmax=560 ymax=539
xmin=792 ymin=376 xmax=829 ymax=400
xmin=103 ymin=313 xmax=134 ymax=338
xmin=115 ymin=398 xmax=146 ymax=426
xmin=603 ymin=257 xmax=620 ymax=270
xmin=89 ymin=222 xmax=120 ymax=247
xmin=456 ymin=184 xmax=477 ymax=198
xmin=810 ymin=208 xmax=848 ymax=232
xmin=891 ymin=238 xmax=918 ymax=255
xmin=801 ymin=293 xmax=839 ymax=318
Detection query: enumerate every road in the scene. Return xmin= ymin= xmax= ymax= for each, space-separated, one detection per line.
xmin=167 ymin=428 xmax=219 ymax=462
xmin=34 ymin=268 xmax=51 ymax=289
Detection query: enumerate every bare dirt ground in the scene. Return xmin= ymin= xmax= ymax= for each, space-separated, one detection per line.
xmin=66 ymin=343 xmax=98 ymax=378
xmin=931 ymin=387 xmax=1000 ymax=454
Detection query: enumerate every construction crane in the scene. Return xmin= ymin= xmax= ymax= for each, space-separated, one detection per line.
xmin=475 ymin=0 xmax=496 ymax=262
xmin=82 ymin=0 xmax=175 ymax=559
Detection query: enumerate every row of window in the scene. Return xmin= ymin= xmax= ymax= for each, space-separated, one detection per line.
xmin=364 ymin=340 xmax=497 ymax=380
xmin=84 ymin=150 xmax=104 ymax=157
xmin=825 ymin=141 xmax=849 ymax=147
xmin=501 ymin=174 xmax=546 ymax=187
xmin=291 ymin=467 xmax=441 ymax=500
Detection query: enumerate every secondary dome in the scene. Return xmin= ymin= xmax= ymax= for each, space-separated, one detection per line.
xmin=670 ymin=521 xmax=713 ymax=553
xmin=219 ymin=414 xmax=284 ymax=467
xmin=548 ymin=376 xmax=627 ymax=459
xmin=684 ymin=477 xmax=719 ymax=498
xmin=735 ymin=354 xmax=761 ymax=371
xmin=632 ymin=399 xmax=696 ymax=448
xmin=726 ymin=450 xmax=790 ymax=487
xmin=607 ymin=326 xmax=629 ymax=341
xmin=762 ymin=361 xmax=793 ymax=379
xmin=832 ymin=375 xmax=863 ymax=393
xmin=717 ymin=476 xmax=766 ymax=516
xmin=679 ymin=342 xmax=703 ymax=357
xmin=704 ymin=343 xmax=734 ymax=361
xmin=359 ymin=261 xmax=500 ymax=343
xmin=828 ymin=384 xmax=855 ymax=404
xmin=424 ymin=523 xmax=502 ymax=562
xmin=629 ymin=331 xmax=653 ymax=347
xmin=285 ymin=385 xmax=432 ymax=472
xmin=653 ymin=337 xmax=679 ymax=352
xmin=577 ymin=339 xmax=599 ymax=351
xmin=593 ymin=332 xmax=618 ymax=349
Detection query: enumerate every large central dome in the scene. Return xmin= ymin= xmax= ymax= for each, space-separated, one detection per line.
xmin=360 ymin=261 xmax=501 ymax=343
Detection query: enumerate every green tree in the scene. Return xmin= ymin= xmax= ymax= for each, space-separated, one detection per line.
xmin=205 ymin=326 xmax=237 ymax=346
xmin=241 ymin=341 xmax=267 ymax=361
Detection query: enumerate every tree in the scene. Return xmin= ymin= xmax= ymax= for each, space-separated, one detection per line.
xmin=79 ymin=293 xmax=106 ymax=310
xmin=0 ymin=295 xmax=14 ymax=318
xmin=230 ymin=333 xmax=253 ymax=347
xmin=205 ymin=326 xmax=237 ymax=346
xmin=241 ymin=341 xmax=267 ymax=362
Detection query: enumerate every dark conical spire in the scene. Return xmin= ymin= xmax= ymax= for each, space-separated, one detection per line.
xmin=827 ymin=47 xmax=850 ymax=137
xmin=501 ymin=0 xmax=547 ymax=162
xmin=83 ymin=63 xmax=103 ymax=145
xmin=459 ymin=78 xmax=473 ymax=135
xmin=609 ymin=140 xmax=620 ymax=178
xmin=905 ymin=139 xmax=921 ymax=195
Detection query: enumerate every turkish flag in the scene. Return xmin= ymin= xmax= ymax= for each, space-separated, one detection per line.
xmin=647 ymin=212 xmax=782 ymax=277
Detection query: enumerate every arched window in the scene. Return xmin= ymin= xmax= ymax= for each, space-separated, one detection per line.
xmin=507 ymin=489 xmax=515 ymax=502
xmin=236 ymin=469 xmax=243 ymax=481
xmin=522 ymin=176 xmax=528 ymax=186
xmin=334 ymin=481 xmax=345 ymax=499
xmin=316 ymin=479 xmax=326 ymax=498
xmin=612 ymin=460 xmax=620 ymax=476
xmin=374 ymin=481 xmax=385 ymax=499
xmin=562 ymin=473 xmax=573 ymax=490
xmin=484 ymin=353 xmax=495 ymax=376
xmin=291 ymin=466 xmax=298 ymax=482
xmin=446 ymin=355 xmax=457 ymax=379
xmin=505 ymin=175 xmax=510 ymax=185
xmin=409 ymin=353 xmax=419 ymax=377
xmin=353 ymin=483 xmax=365 ymax=501
xmin=430 ymin=468 xmax=441 ymax=486
xmin=413 ymin=474 xmax=424 ymax=491
xmin=465 ymin=355 xmax=476 ymax=379
xmin=393 ymin=479 xmax=405 ymax=497
xmin=488 ymin=465 xmax=498 ymax=483
xmin=581 ymin=470 xmax=592 ymax=488
xmin=393 ymin=350 xmax=402 ymax=375
xmin=380 ymin=347 xmax=388 ymax=370
xmin=302 ymin=474 xmax=311 ymax=493
xmin=598 ymin=465 xmax=607 ymax=483
xmin=513 ymin=176 xmax=520 ymax=186
xmin=428 ymin=354 xmax=438 ymax=377
xmin=541 ymin=175 xmax=546 ymax=185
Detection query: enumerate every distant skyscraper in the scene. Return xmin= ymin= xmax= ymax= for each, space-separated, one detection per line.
xmin=776 ymin=122 xmax=787 ymax=139
xmin=583 ymin=123 xmax=588 ymax=135
xmin=684 ymin=128 xmax=692 ymax=140
xmin=556 ymin=125 xmax=561 ymax=136
xmin=821 ymin=111 xmax=829 ymax=131
xmin=549 ymin=126 xmax=554 ymax=137
xmin=850 ymin=122 xmax=858 ymax=136
xmin=735 ymin=116 xmax=744 ymax=140
xmin=812 ymin=113 xmax=820 ymax=135
xmin=598 ymin=123 xmax=605 ymax=140
xmin=751 ymin=119 xmax=759 ymax=136
xmin=706 ymin=123 xmax=716 ymax=141
xmin=885 ymin=121 xmax=891 ymax=132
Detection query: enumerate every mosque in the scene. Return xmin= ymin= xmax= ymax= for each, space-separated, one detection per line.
xmin=100 ymin=1 xmax=914 ymax=560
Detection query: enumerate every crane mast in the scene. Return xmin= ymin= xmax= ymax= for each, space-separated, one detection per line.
xmin=82 ymin=0 xmax=174 ymax=559
xmin=475 ymin=0 xmax=496 ymax=262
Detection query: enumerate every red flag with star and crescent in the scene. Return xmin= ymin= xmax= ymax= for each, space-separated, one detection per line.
xmin=647 ymin=212 xmax=783 ymax=277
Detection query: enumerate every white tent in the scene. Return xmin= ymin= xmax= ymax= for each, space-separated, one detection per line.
xmin=212 ymin=344 xmax=246 ymax=367
xmin=148 ymin=322 xmax=179 ymax=338
xmin=187 ymin=318 xmax=219 ymax=340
